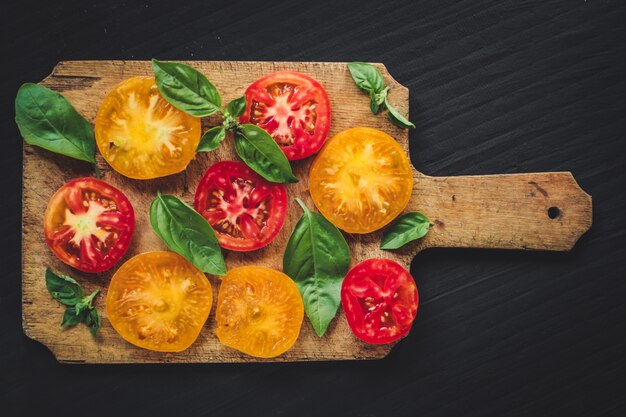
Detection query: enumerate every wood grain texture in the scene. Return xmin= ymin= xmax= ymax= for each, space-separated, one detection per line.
xmin=22 ymin=60 xmax=591 ymax=364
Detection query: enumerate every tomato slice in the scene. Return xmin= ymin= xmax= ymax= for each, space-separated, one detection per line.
xmin=215 ymin=266 xmax=304 ymax=358
xmin=194 ymin=161 xmax=287 ymax=251
xmin=341 ymin=259 xmax=419 ymax=344
xmin=95 ymin=76 xmax=201 ymax=179
xmin=309 ymin=127 xmax=413 ymax=233
xmin=44 ymin=177 xmax=134 ymax=273
xmin=106 ymin=252 xmax=213 ymax=352
xmin=239 ymin=71 xmax=331 ymax=160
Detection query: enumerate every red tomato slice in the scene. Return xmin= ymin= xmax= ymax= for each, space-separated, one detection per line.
xmin=239 ymin=71 xmax=331 ymax=160
xmin=44 ymin=178 xmax=135 ymax=273
xmin=194 ymin=161 xmax=287 ymax=251
xmin=341 ymin=258 xmax=419 ymax=344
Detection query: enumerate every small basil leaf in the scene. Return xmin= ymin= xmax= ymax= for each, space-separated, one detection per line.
xmin=380 ymin=212 xmax=431 ymax=250
xmin=15 ymin=83 xmax=96 ymax=166
xmin=234 ymin=124 xmax=298 ymax=184
xmin=74 ymin=289 xmax=100 ymax=315
xmin=61 ymin=307 xmax=88 ymax=328
xmin=152 ymin=59 xmax=221 ymax=117
xmin=150 ymin=193 xmax=227 ymax=276
xmin=45 ymin=268 xmax=84 ymax=306
xmin=226 ymin=96 xmax=247 ymax=117
xmin=385 ymin=98 xmax=416 ymax=129
xmin=370 ymin=92 xmax=380 ymax=114
xmin=369 ymin=87 xmax=389 ymax=114
xmin=85 ymin=308 xmax=101 ymax=338
xmin=45 ymin=269 xmax=102 ymax=336
xmin=376 ymin=87 xmax=390 ymax=105
xmin=347 ymin=62 xmax=385 ymax=93
xmin=283 ymin=199 xmax=350 ymax=337
xmin=197 ymin=126 xmax=226 ymax=152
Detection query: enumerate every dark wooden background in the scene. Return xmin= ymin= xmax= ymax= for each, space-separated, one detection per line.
xmin=2 ymin=0 xmax=625 ymax=416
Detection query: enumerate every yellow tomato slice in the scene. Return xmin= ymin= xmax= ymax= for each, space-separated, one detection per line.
xmin=215 ymin=266 xmax=304 ymax=358
xmin=95 ymin=76 xmax=201 ymax=179
xmin=309 ymin=127 xmax=413 ymax=233
xmin=106 ymin=252 xmax=212 ymax=352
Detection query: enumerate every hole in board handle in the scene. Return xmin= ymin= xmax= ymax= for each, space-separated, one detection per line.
xmin=548 ymin=207 xmax=561 ymax=220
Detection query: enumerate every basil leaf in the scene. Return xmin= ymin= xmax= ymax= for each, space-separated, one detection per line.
xmin=385 ymin=98 xmax=415 ymax=129
xmin=370 ymin=92 xmax=380 ymax=114
xmin=347 ymin=62 xmax=384 ymax=93
xmin=283 ymin=199 xmax=350 ymax=337
xmin=152 ymin=59 xmax=221 ymax=117
xmin=150 ymin=193 xmax=227 ymax=276
xmin=380 ymin=212 xmax=431 ymax=250
xmin=47 ymin=268 xmax=102 ymax=337
xmin=15 ymin=83 xmax=96 ymax=166
xmin=369 ymin=87 xmax=389 ymax=114
xmin=45 ymin=268 xmax=84 ymax=306
xmin=61 ymin=307 xmax=88 ymax=328
xmin=197 ymin=126 xmax=226 ymax=152
xmin=74 ymin=289 xmax=100 ymax=315
xmin=347 ymin=63 xmax=415 ymax=129
xmin=226 ymin=96 xmax=247 ymax=117
xmin=234 ymin=124 xmax=298 ymax=184
xmin=85 ymin=308 xmax=101 ymax=338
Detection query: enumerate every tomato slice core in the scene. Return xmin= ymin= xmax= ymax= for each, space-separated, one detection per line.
xmin=44 ymin=178 xmax=134 ymax=273
xmin=341 ymin=258 xmax=419 ymax=344
xmin=194 ymin=161 xmax=287 ymax=251
xmin=240 ymin=71 xmax=331 ymax=160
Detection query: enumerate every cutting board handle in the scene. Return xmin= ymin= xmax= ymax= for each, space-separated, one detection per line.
xmin=409 ymin=172 xmax=592 ymax=251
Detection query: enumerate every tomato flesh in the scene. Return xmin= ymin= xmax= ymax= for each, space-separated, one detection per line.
xmin=215 ymin=266 xmax=304 ymax=358
xmin=106 ymin=252 xmax=213 ymax=352
xmin=95 ymin=76 xmax=201 ymax=179
xmin=44 ymin=177 xmax=134 ymax=273
xmin=341 ymin=258 xmax=419 ymax=344
xmin=309 ymin=127 xmax=413 ymax=233
xmin=194 ymin=161 xmax=287 ymax=251
xmin=240 ymin=71 xmax=331 ymax=160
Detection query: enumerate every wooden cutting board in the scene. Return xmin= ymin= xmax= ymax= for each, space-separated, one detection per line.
xmin=22 ymin=61 xmax=593 ymax=363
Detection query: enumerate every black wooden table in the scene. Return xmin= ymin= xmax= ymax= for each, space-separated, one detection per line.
xmin=2 ymin=1 xmax=625 ymax=416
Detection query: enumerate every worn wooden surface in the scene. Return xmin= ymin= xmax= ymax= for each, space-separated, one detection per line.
xmin=22 ymin=60 xmax=591 ymax=364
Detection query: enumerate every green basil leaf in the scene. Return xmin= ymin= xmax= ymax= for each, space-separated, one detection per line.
xmin=197 ymin=126 xmax=226 ymax=152
xmin=150 ymin=193 xmax=227 ymax=276
xmin=234 ymin=124 xmax=298 ymax=184
xmin=46 ymin=268 xmax=102 ymax=336
xmin=45 ymin=268 xmax=84 ymax=306
xmin=152 ymin=59 xmax=221 ymax=117
xmin=380 ymin=212 xmax=431 ymax=250
xmin=226 ymin=96 xmax=247 ymax=117
xmin=283 ymin=199 xmax=350 ymax=337
xmin=347 ymin=62 xmax=385 ymax=93
xmin=369 ymin=87 xmax=389 ymax=114
xmin=376 ymin=87 xmax=389 ymax=105
xmin=85 ymin=308 xmax=101 ymax=338
xmin=61 ymin=307 xmax=87 ymax=328
xmin=74 ymin=289 xmax=100 ymax=315
xmin=15 ymin=83 xmax=96 ymax=166
xmin=385 ymin=98 xmax=416 ymax=129
xmin=370 ymin=92 xmax=380 ymax=114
